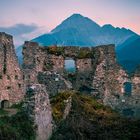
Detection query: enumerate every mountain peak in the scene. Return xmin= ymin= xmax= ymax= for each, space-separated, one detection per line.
xmin=102 ymin=24 xmax=115 ymax=29
xmin=51 ymin=13 xmax=100 ymax=33
xmin=70 ymin=13 xmax=84 ymax=18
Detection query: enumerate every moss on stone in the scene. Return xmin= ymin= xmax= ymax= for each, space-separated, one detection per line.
xmin=50 ymin=91 xmax=73 ymax=123
xmin=77 ymin=49 xmax=94 ymax=59
xmin=47 ymin=46 xmax=64 ymax=56
xmin=51 ymin=92 xmax=140 ymax=140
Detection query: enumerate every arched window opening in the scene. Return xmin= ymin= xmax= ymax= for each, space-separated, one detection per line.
xmin=1 ymin=100 xmax=9 ymax=109
xmin=15 ymin=75 xmax=18 ymax=80
xmin=124 ymin=82 xmax=132 ymax=96
xmin=64 ymin=59 xmax=76 ymax=73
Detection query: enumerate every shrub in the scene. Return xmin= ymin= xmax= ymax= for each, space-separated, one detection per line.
xmin=0 ymin=105 xmax=36 ymax=140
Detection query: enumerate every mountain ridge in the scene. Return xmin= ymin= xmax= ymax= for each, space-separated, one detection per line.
xmin=31 ymin=14 xmax=138 ymax=47
xmin=16 ymin=13 xmax=140 ymax=71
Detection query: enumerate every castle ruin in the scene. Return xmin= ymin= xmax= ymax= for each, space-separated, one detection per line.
xmin=0 ymin=32 xmax=140 ymax=118
xmin=0 ymin=33 xmax=24 ymax=108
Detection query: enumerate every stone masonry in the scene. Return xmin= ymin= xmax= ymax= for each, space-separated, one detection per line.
xmin=25 ymin=84 xmax=52 ymax=140
xmin=0 ymin=32 xmax=24 ymax=108
xmin=0 ymin=32 xmax=139 ymax=119
xmin=22 ymin=42 xmax=140 ymax=118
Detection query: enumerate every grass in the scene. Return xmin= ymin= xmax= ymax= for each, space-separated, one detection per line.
xmin=50 ymin=91 xmax=73 ymax=123
xmin=47 ymin=46 xmax=64 ymax=56
xmin=10 ymin=102 xmax=23 ymax=110
xmin=51 ymin=91 xmax=140 ymax=140
xmin=0 ymin=102 xmax=36 ymax=140
xmin=0 ymin=109 xmax=8 ymax=116
xmin=77 ymin=49 xmax=94 ymax=59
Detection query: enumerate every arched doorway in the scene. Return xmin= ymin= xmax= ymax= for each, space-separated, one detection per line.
xmin=1 ymin=100 xmax=9 ymax=109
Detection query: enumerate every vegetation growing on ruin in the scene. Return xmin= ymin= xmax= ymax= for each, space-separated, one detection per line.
xmin=47 ymin=46 xmax=64 ymax=56
xmin=77 ymin=49 xmax=94 ymax=59
xmin=50 ymin=91 xmax=72 ymax=123
xmin=10 ymin=102 xmax=23 ymax=110
xmin=51 ymin=91 xmax=140 ymax=140
xmin=0 ymin=103 xmax=36 ymax=140
xmin=43 ymin=60 xmax=54 ymax=70
xmin=0 ymin=109 xmax=8 ymax=116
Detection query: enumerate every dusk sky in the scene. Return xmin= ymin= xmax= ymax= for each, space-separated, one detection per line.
xmin=0 ymin=0 xmax=140 ymax=46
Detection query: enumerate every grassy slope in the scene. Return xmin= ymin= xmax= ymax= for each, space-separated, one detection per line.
xmin=0 ymin=92 xmax=140 ymax=140
xmin=51 ymin=92 xmax=140 ymax=140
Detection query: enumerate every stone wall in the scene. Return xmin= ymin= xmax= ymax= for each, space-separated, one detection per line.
xmin=91 ymin=45 xmax=140 ymax=118
xmin=0 ymin=32 xmax=24 ymax=107
xmin=22 ymin=41 xmax=140 ymax=118
xmin=25 ymin=84 xmax=52 ymax=140
xmin=76 ymin=58 xmax=92 ymax=72
xmin=37 ymin=71 xmax=72 ymax=96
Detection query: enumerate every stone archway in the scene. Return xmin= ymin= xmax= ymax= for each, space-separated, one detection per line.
xmin=1 ymin=100 xmax=9 ymax=109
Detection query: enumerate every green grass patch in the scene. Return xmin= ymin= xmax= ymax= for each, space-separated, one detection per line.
xmin=10 ymin=102 xmax=23 ymax=110
xmin=51 ymin=92 xmax=140 ymax=140
xmin=0 ymin=109 xmax=8 ymax=116
xmin=0 ymin=103 xmax=36 ymax=140
xmin=50 ymin=91 xmax=73 ymax=123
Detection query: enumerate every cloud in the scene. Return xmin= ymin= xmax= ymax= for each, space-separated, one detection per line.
xmin=0 ymin=24 xmax=47 ymax=46
xmin=21 ymin=26 xmax=48 ymax=40
xmin=0 ymin=24 xmax=38 ymax=36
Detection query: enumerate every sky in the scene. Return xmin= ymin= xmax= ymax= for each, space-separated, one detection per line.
xmin=0 ymin=0 xmax=140 ymax=46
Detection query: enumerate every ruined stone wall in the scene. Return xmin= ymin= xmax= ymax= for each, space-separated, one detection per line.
xmin=76 ymin=58 xmax=92 ymax=72
xmin=37 ymin=71 xmax=72 ymax=96
xmin=25 ymin=84 xmax=52 ymax=140
xmin=22 ymin=42 xmax=140 ymax=117
xmin=91 ymin=45 xmax=140 ymax=118
xmin=49 ymin=55 xmax=64 ymax=73
xmin=22 ymin=42 xmax=47 ymax=86
xmin=0 ymin=32 xmax=24 ymax=107
xmin=23 ymin=44 xmax=94 ymax=75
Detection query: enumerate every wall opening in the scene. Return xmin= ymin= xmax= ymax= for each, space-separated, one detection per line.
xmin=18 ymin=84 xmax=21 ymax=88
xmin=123 ymin=108 xmax=134 ymax=117
xmin=124 ymin=82 xmax=132 ymax=96
xmin=15 ymin=75 xmax=18 ymax=80
xmin=0 ymin=75 xmax=2 ymax=79
xmin=64 ymin=59 xmax=76 ymax=73
xmin=1 ymin=100 xmax=9 ymax=109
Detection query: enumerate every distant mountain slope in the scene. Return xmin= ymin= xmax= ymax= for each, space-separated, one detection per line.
xmin=32 ymin=14 xmax=138 ymax=47
xmin=117 ymin=37 xmax=140 ymax=60
xmin=16 ymin=14 xmax=140 ymax=71
xmin=116 ymin=37 xmax=140 ymax=72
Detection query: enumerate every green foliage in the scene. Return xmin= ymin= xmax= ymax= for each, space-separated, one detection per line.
xmin=50 ymin=91 xmax=72 ymax=123
xmin=43 ymin=61 xmax=53 ymax=70
xmin=77 ymin=49 xmax=94 ymax=59
xmin=10 ymin=102 xmax=23 ymax=110
xmin=0 ymin=105 xmax=35 ymax=140
xmin=47 ymin=46 xmax=64 ymax=56
xmin=0 ymin=109 xmax=8 ymax=116
xmin=51 ymin=92 xmax=140 ymax=140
